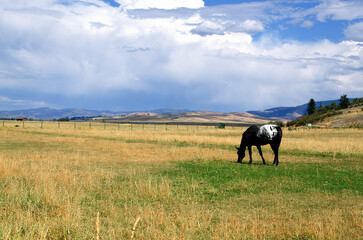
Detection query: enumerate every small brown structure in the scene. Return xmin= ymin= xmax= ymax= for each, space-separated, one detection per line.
xmin=16 ymin=118 xmax=28 ymax=121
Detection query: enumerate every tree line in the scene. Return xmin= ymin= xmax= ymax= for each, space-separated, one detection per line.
xmin=306 ymin=94 xmax=360 ymax=115
xmin=288 ymin=94 xmax=363 ymax=127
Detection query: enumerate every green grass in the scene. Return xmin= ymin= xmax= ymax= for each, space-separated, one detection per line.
xmin=161 ymin=159 xmax=362 ymax=200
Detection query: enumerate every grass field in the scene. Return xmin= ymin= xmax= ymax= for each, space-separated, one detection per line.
xmin=0 ymin=122 xmax=362 ymax=239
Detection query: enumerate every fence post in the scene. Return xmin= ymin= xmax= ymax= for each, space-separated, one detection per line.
xmin=41 ymin=121 xmax=43 ymax=129
xmin=74 ymin=122 xmax=76 ymax=128
xmin=23 ymin=121 xmax=25 ymax=128
xmin=118 ymin=124 xmax=120 ymax=130
xmin=2 ymin=120 xmax=4 ymax=127
xmin=58 ymin=121 xmax=60 ymax=128
xmin=104 ymin=123 xmax=106 ymax=130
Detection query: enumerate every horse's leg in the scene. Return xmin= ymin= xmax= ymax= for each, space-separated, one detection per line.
xmin=256 ymin=145 xmax=266 ymax=165
xmin=270 ymin=143 xmax=277 ymax=165
xmin=270 ymin=144 xmax=279 ymax=166
xmin=248 ymin=146 xmax=252 ymax=164
xmin=274 ymin=148 xmax=279 ymax=166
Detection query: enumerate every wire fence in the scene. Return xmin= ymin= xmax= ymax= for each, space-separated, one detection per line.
xmin=1 ymin=120 xmax=249 ymax=131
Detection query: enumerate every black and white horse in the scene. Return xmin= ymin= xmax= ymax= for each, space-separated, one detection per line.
xmin=236 ymin=125 xmax=282 ymax=166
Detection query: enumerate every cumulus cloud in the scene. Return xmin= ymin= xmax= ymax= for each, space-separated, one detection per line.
xmin=116 ymin=0 xmax=204 ymax=10
xmin=345 ymin=21 xmax=363 ymax=41
xmin=0 ymin=0 xmax=362 ymax=111
xmin=191 ymin=19 xmax=264 ymax=36
xmin=300 ymin=20 xmax=315 ymax=29
xmin=191 ymin=20 xmax=225 ymax=36
xmin=306 ymin=0 xmax=363 ymax=21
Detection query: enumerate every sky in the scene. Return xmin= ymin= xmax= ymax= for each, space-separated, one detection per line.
xmin=0 ymin=0 xmax=363 ymax=112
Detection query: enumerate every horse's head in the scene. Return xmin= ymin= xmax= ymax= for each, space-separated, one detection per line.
xmin=236 ymin=147 xmax=245 ymax=163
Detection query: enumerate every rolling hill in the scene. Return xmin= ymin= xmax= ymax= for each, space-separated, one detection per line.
xmin=247 ymin=100 xmax=345 ymax=120
xmin=313 ymin=106 xmax=363 ymax=127
xmin=1 ymin=98 xmax=360 ymax=126
xmin=96 ymin=111 xmax=284 ymax=125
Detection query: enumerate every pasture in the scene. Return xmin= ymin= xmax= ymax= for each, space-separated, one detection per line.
xmin=0 ymin=122 xmax=362 ymax=239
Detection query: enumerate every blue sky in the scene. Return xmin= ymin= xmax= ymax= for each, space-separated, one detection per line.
xmin=0 ymin=0 xmax=362 ymax=112
xmin=205 ymin=0 xmax=259 ymax=6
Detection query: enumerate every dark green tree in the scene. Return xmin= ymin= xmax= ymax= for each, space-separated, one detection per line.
xmin=317 ymin=103 xmax=323 ymax=112
xmin=58 ymin=117 xmax=70 ymax=121
xmin=331 ymin=101 xmax=337 ymax=109
xmin=307 ymin=98 xmax=316 ymax=115
xmin=339 ymin=94 xmax=349 ymax=109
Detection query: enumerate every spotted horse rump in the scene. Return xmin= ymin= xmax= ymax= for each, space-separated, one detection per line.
xmin=257 ymin=124 xmax=279 ymax=141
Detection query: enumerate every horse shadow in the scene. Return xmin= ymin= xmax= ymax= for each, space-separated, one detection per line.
xmin=232 ymin=161 xmax=276 ymax=166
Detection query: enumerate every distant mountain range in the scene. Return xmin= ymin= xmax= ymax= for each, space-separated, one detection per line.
xmin=0 ymin=99 xmax=347 ymax=121
xmin=0 ymin=107 xmax=191 ymax=120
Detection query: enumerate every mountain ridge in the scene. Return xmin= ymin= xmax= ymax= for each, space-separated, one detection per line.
xmin=0 ymin=107 xmax=192 ymax=120
xmin=97 ymin=111 xmax=283 ymax=125
xmin=0 ymin=99 xmax=351 ymax=121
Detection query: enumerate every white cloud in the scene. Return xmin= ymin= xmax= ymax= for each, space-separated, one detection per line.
xmin=116 ymin=0 xmax=204 ymax=10
xmin=240 ymin=20 xmax=265 ymax=33
xmin=125 ymin=1 xmax=269 ymax=36
xmin=0 ymin=0 xmax=362 ymax=111
xmin=191 ymin=20 xmax=225 ymax=36
xmin=300 ymin=20 xmax=314 ymax=29
xmin=345 ymin=21 xmax=363 ymax=41
xmin=309 ymin=0 xmax=363 ymax=21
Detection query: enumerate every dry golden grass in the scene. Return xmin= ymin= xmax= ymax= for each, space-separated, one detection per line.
xmin=8 ymin=120 xmax=363 ymax=152
xmin=317 ymin=106 xmax=363 ymax=127
xmin=282 ymin=128 xmax=363 ymax=157
xmin=9 ymin=122 xmax=361 ymax=158
xmin=0 ymin=123 xmax=362 ymax=239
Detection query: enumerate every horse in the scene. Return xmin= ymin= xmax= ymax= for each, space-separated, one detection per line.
xmin=236 ymin=124 xmax=282 ymax=166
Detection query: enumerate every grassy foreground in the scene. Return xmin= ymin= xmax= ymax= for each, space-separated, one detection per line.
xmin=0 ymin=124 xmax=362 ymax=239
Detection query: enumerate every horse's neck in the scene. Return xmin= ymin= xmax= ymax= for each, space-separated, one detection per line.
xmin=239 ymin=141 xmax=247 ymax=150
